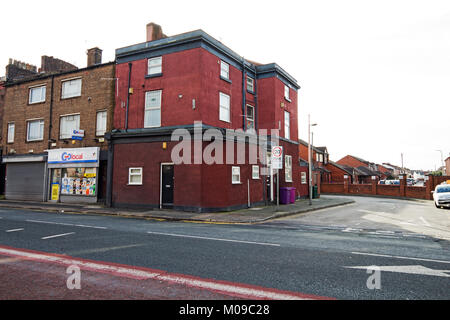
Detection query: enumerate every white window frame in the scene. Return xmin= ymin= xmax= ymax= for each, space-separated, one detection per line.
xmin=246 ymin=104 xmax=255 ymax=130
xmin=96 ymin=110 xmax=107 ymax=136
xmin=128 ymin=167 xmax=143 ymax=185
xmin=59 ymin=114 xmax=80 ymax=139
xmin=220 ymin=61 xmax=230 ymax=80
xmin=147 ymin=56 xmax=162 ymax=75
xmin=144 ymin=90 xmax=162 ymax=128
xmin=284 ymin=111 xmax=290 ymax=139
xmin=7 ymin=122 xmax=15 ymax=143
xmin=247 ymin=76 xmax=254 ymax=92
xmin=232 ymin=166 xmax=241 ymax=184
xmin=28 ymin=85 xmax=46 ymax=104
xmin=301 ymin=172 xmax=307 ymax=184
xmin=284 ymin=85 xmax=290 ymax=100
xmin=219 ymin=92 xmax=230 ymax=123
xmin=285 ymin=155 xmax=293 ymax=182
xmin=61 ymin=78 xmax=82 ymax=99
xmin=26 ymin=119 xmax=44 ymax=142
xmin=252 ymin=165 xmax=259 ymax=179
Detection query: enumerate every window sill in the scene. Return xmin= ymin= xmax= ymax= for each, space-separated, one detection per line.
xmin=232 ymin=182 xmax=242 ymax=185
xmin=28 ymin=101 xmax=46 ymax=106
xmin=247 ymin=89 xmax=255 ymax=95
xmin=127 ymin=183 xmax=143 ymax=186
xmin=61 ymin=95 xmax=81 ymax=101
xmin=284 ymin=97 xmax=292 ymax=103
xmin=145 ymin=73 xmax=163 ymax=79
xmin=26 ymin=139 xmax=44 ymax=143
xmin=220 ymin=76 xmax=232 ymax=84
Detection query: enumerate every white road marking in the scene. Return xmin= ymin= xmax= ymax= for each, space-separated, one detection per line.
xmin=5 ymin=228 xmax=24 ymax=233
xmin=419 ymin=217 xmax=431 ymax=227
xmin=351 ymin=251 xmax=450 ymax=264
xmin=147 ymin=231 xmax=280 ymax=247
xmin=0 ymin=246 xmax=325 ymax=300
xmin=41 ymin=232 xmax=75 ymax=240
xmin=26 ymin=219 xmax=107 ymax=230
xmin=345 ymin=265 xmax=450 ymax=278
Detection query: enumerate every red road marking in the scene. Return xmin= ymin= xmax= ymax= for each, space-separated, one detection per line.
xmin=0 ymin=245 xmax=334 ymax=300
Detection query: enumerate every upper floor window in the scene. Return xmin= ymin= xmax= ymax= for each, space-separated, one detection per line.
xmin=220 ymin=61 xmax=230 ymax=80
xmin=7 ymin=122 xmax=15 ymax=143
xmin=96 ymin=110 xmax=107 ymax=136
xmin=219 ymin=92 xmax=230 ymax=123
xmin=27 ymin=119 xmax=44 ymax=142
xmin=60 ymin=114 xmax=80 ymax=139
xmin=246 ymin=104 xmax=255 ymax=130
xmin=148 ymin=57 xmax=162 ymax=75
xmin=284 ymin=85 xmax=290 ymax=101
xmin=29 ymin=85 xmax=46 ymax=104
xmin=284 ymin=111 xmax=290 ymax=140
xmin=61 ymin=78 xmax=82 ymax=99
xmin=144 ymin=90 xmax=162 ymax=128
xmin=247 ymin=76 xmax=254 ymax=92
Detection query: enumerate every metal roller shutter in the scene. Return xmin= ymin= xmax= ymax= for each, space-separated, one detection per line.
xmin=5 ymin=162 xmax=46 ymax=201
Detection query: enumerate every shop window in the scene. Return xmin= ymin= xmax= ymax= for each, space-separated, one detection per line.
xmin=60 ymin=167 xmax=96 ymax=196
xmin=144 ymin=90 xmax=162 ymax=128
xmin=96 ymin=110 xmax=107 ymax=136
xmin=232 ymin=166 xmax=240 ymax=184
xmin=285 ymin=155 xmax=292 ymax=182
xmin=148 ymin=57 xmax=162 ymax=75
xmin=61 ymin=78 xmax=82 ymax=99
xmin=7 ymin=122 xmax=14 ymax=143
xmin=60 ymin=114 xmax=80 ymax=139
xmin=29 ymin=85 xmax=46 ymax=104
xmin=27 ymin=119 xmax=44 ymax=141
xmin=128 ymin=167 xmax=143 ymax=185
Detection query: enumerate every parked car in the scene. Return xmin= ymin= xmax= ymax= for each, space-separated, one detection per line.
xmin=379 ymin=180 xmax=386 ymax=185
xmin=406 ymin=178 xmax=415 ymax=186
xmin=392 ymin=180 xmax=400 ymax=185
xmin=432 ymin=184 xmax=450 ymax=209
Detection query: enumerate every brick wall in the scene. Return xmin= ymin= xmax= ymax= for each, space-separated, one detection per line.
xmin=2 ymin=63 xmax=115 ymax=155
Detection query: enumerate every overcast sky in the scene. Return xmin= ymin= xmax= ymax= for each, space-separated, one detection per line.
xmin=2 ymin=0 xmax=449 ymax=171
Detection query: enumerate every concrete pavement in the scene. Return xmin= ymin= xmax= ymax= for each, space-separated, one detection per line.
xmin=0 ymin=196 xmax=354 ymax=224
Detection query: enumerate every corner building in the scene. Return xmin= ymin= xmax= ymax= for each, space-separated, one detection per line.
xmin=107 ymin=24 xmax=304 ymax=212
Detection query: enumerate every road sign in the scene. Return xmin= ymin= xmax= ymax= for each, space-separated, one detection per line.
xmin=271 ymin=146 xmax=283 ymax=169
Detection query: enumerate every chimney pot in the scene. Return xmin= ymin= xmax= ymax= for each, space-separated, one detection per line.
xmin=146 ymin=22 xmax=166 ymax=42
xmin=87 ymin=47 xmax=102 ymax=67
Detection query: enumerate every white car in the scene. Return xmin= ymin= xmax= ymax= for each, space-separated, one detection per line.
xmin=432 ymin=184 xmax=450 ymax=209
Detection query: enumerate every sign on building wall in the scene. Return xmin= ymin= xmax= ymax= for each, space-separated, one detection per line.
xmin=271 ymin=146 xmax=283 ymax=169
xmin=47 ymin=147 xmax=99 ymax=164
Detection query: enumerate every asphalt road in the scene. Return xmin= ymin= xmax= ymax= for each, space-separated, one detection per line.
xmin=0 ymin=196 xmax=449 ymax=300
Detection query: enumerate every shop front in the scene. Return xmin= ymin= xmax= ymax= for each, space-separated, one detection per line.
xmin=47 ymin=147 xmax=100 ymax=204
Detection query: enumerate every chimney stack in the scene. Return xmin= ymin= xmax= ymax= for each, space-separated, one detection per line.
xmin=87 ymin=47 xmax=102 ymax=67
xmin=146 ymin=22 xmax=166 ymax=42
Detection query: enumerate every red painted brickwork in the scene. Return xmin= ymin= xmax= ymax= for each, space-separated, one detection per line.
xmin=336 ymin=155 xmax=367 ymax=168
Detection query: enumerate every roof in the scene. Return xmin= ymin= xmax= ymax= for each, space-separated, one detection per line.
xmin=328 ymin=161 xmax=354 ymax=175
xmin=298 ymin=139 xmax=327 ymax=154
xmin=356 ymin=166 xmax=380 ymax=176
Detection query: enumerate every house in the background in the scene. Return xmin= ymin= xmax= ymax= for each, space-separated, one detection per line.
xmin=336 ymin=154 xmax=384 ymax=183
xmin=1 ymin=49 xmax=115 ymax=203
xmin=445 ymin=156 xmax=450 ymax=177
xmin=325 ymin=160 xmax=357 ymax=183
xmin=106 ymin=23 xmax=303 ymax=212
xmin=298 ymin=139 xmax=331 ymax=183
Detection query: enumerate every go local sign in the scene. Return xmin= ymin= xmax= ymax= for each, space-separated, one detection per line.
xmin=47 ymin=147 xmax=99 ymax=164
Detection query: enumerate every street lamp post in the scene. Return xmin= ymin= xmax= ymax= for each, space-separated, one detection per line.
xmin=308 ymin=114 xmax=317 ymax=205
xmin=436 ymin=150 xmax=444 ymax=175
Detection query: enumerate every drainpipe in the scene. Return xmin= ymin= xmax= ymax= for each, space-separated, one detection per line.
xmin=47 ymin=75 xmax=55 ymax=149
xmin=242 ymin=58 xmax=246 ymax=131
xmin=125 ymin=62 xmax=132 ymax=131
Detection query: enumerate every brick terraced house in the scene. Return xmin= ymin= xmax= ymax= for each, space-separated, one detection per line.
xmin=106 ymin=23 xmax=303 ymax=212
xmin=1 ymin=49 xmax=115 ymax=202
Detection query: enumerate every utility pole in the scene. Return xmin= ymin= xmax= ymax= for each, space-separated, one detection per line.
xmin=308 ymin=115 xmax=317 ymax=205
xmin=436 ymin=150 xmax=444 ymax=175
xmin=401 ymin=153 xmax=404 ymax=174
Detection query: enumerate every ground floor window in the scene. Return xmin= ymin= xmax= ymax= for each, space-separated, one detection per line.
xmin=128 ymin=167 xmax=143 ymax=185
xmin=301 ymin=172 xmax=307 ymax=184
xmin=60 ymin=167 xmax=97 ymax=196
xmin=232 ymin=166 xmax=240 ymax=184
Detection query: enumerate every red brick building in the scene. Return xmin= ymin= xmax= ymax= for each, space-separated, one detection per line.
xmin=1 ymin=50 xmax=115 ymax=202
xmin=106 ymin=23 xmax=303 ymax=212
xmin=298 ymin=139 xmax=331 ymax=184
xmin=336 ymin=155 xmax=384 ymax=183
